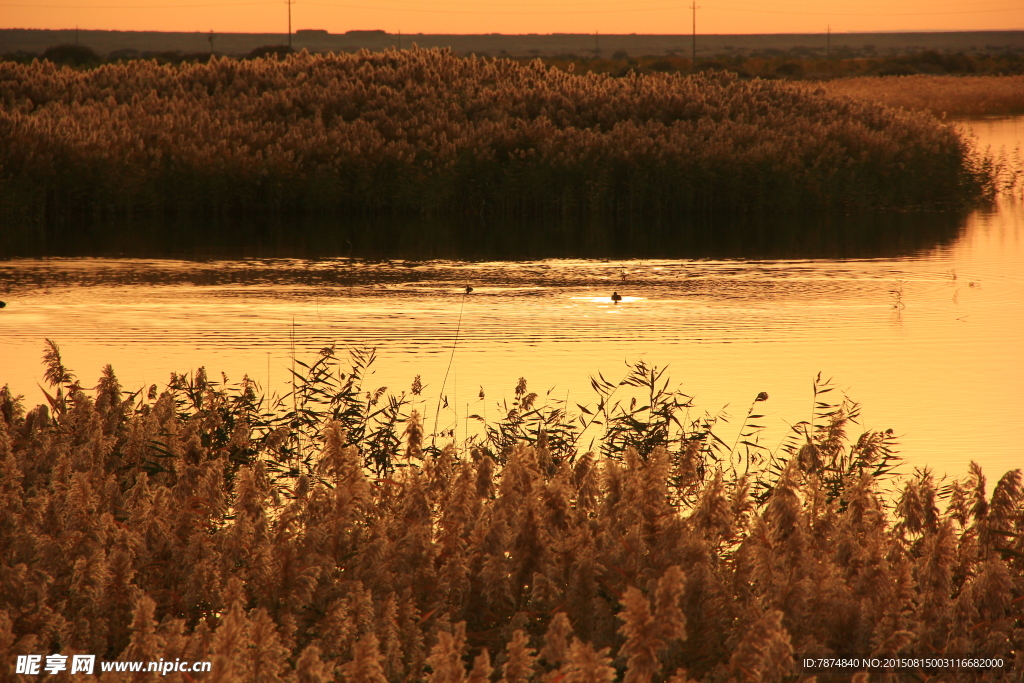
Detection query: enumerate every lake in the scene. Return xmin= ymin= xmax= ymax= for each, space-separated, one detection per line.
xmin=1 ymin=117 xmax=1021 ymax=482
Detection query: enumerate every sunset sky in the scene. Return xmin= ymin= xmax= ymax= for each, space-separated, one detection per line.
xmin=3 ymin=0 xmax=1023 ymax=36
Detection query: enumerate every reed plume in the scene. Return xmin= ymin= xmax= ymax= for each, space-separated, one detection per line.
xmin=0 ymin=352 xmax=1021 ymax=681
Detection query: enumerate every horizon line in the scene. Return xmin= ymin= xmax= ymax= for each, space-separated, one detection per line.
xmin=5 ymin=27 xmax=1024 ymax=36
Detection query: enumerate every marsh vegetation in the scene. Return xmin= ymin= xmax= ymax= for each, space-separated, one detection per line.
xmin=818 ymin=75 xmax=1024 ymax=118
xmin=0 ymin=49 xmax=998 ymax=251
xmin=1 ymin=346 xmax=1022 ymax=681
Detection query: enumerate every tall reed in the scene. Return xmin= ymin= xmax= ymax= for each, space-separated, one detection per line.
xmin=0 ymin=49 xmax=996 ymax=236
xmin=1 ymin=346 xmax=1021 ymax=681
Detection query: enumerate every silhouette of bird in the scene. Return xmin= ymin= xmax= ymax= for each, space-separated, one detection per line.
xmin=611 ymin=292 xmax=622 ymax=303
xmin=464 ymin=285 xmax=473 ymax=294
xmin=0 ymin=301 xmax=6 ymax=308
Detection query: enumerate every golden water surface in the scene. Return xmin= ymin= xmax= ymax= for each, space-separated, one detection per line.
xmin=1 ymin=117 xmax=1021 ymax=481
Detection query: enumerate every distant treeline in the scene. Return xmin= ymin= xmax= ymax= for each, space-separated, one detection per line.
xmin=4 ymin=43 xmax=1024 ymax=79
xmin=0 ymin=49 xmax=997 ymax=248
xmin=1 ymin=42 xmax=298 ymax=68
xmin=538 ymin=50 xmax=1024 ymax=80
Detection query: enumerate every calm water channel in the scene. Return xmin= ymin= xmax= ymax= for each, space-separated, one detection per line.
xmin=1 ymin=117 xmax=1021 ymax=480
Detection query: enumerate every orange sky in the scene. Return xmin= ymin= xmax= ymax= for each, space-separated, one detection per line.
xmin=3 ymin=0 xmax=1023 ymax=35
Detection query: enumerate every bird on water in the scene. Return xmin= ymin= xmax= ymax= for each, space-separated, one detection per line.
xmin=464 ymin=285 xmax=474 ymax=294
xmin=611 ymin=292 xmax=622 ymax=303
xmin=0 ymin=301 xmax=6 ymax=308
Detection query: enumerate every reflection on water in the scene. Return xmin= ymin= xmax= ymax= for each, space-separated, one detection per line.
xmin=1 ymin=118 xmax=1022 ymax=480
xmin=2 ymin=203 xmax=968 ymax=263
xmin=958 ymin=116 xmax=1023 ymax=158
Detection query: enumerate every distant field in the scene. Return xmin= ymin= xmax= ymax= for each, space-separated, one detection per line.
xmin=535 ymin=52 xmax=1024 ymax=80
xmin=2 ymin=27 xmax=1024 ymax=60
xmin=818 ymin=75 xmax=1024 ymax=117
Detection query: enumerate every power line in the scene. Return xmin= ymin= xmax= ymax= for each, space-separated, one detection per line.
xmin=699 ymin=0 xmax=1017 ymax=8
xmin=3 ymin=0 xmax=1019 ymax=14
xmin=690 ymin=2 xmax=699 ymax=63
xmin=1 ymin=1 xmax=279 ymax=7
xmin=299 ymin=2 xmax=710 ymax=14
xmin=695 ymin=0 xmax=1021 ymax=16
xmin=293 ymin=2 xmax=1024 ymax=16
xmin=286 ymin=0 xmax=294 ymax=47
xmin=0 ymin=0 xmax=681 ymax=8
xmin=227 ymin=0 xmax=1024 ymax=7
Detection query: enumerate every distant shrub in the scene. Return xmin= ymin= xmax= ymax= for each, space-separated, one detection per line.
xmin=41 ymin=43 xmax=100 ymax=67
xmin=247 ymin=44 xmax=295 ymax=59
xmin=875 ymin=62 xmax=920 ymax=77
xmin=696 ymin=59 xmax=726 ymax=72
xmin=0 ymin=50 xmax=38 ymax=65
xmin=107 ymin=47 xmax=141 ymax=61
xmin=775 ymin=61 xmax=804 ymax=78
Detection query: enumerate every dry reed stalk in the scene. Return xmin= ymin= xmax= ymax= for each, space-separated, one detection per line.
xmin=1 ymin=353 xmax=1022 ymax=681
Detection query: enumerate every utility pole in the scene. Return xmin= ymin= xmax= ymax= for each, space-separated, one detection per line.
xmin=690 ymin=3 xmax=699 ymax=65
xmin=286 ymin=0 xmax=294 ymax=49
xmin=595 ymin=30 xmax=600 ymax=55
xmin=827 ymin=25 xmax=831 ymax=58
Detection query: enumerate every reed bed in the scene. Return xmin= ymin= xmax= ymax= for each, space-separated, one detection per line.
xmin=817 ymin=75 xmax=1024 ymax=118
xmin=1 ymin=344 xmax=1022 ymax=682
xmin=0 ymin=49 xmax=996 ymax=234
xmin=540 ymin=51 xmax=1024 ymax=83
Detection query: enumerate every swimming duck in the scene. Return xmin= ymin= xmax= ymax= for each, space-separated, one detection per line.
xmin=464 ymin=285 xmax=474 ymax=294
xmin=611 ymin=292 xmax=622 ymax=303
